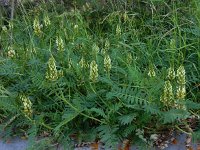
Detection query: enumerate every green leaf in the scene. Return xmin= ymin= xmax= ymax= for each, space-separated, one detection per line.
xmin=162 ymin=109 xmax=190 ymax=124
xmin=90 ymin=108 xmax=106 ymax=118
xmin=118 ymin=113 xmax=137 ymax=125
xmin=54 ymin=110 xmax=79 ymax=132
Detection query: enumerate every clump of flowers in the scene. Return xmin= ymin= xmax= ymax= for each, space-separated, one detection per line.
xmin=116 ymin=24 xmax=121 ymax=36
xmin=176 ymin=65 xmax=185 ymax=85
xmin=89 ymin=60 xmax=98 ymax=82
xmin=19 ymin=94 xmax=32 ymax=117
xmin=104 ymin=54 xmax=112 ymax=73
xmin=176 ymin=65 xmax=186 ymax=100
xmin=167 ymin=67 xmax=176 ymax=80
xmin=44 ymin=14 xmax=51 ymax=26
xmin=33 ymin=17 xmax=42 ymax=36
xmin=160 ymin=81 xmax=174 ymax=107
xmin=79 ymin=57 xmax=88 ymax=69
xmin=176 ymin=85 xmax=186 ymax=99
xmin=45 ymin=55 xmax=58 ymax=81
xmin=56 ymin=36 xmax=64 ymax=52
xmin=7 ymin=46 xmax=15 ymax=58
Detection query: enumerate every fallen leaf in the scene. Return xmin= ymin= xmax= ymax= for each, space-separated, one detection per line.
xmin=171 ymin=138 xmax=178 ymax=145
xmin=118 ymin=139 xmax=130 ymax=150
xmin=90 ymin=142 xmax=99 ymax=150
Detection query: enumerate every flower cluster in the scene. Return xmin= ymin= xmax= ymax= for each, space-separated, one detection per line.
xmin=116 ymin=25 xmax=121 ymax=36
xmin=33 ymin=17 xmax=42 ymax=36
xmin=45 ymin=55 xmax=58 ymax=81
xmin=176 ymin=85 xmax=186 ymax=99
xmin=56 ymin=36 xmax=64 ymax=52
xmin=7 ymin=46 xmax=15 ymax=58
xmin=44 ymin=15 xmax=51 ymax=26
xmin=160 ymin=81 xmax=174 ymax=107
xmin=176 ymin=65 xmax=186 ymax=100
xmin=160 ymin=65 xmax=186 ymax=109
xmin=20 ymin=94 xmax=32 ymax=117
xmin=89 ymin=60 xmax=98 ymax=82
xmin=176 ymin=65 xmax=185 ymax=85
xmin=167 ymin=67 xmax=176 ymax=80
xmin=104 ymin=54 xmax=111 ymax=73
xmin=79 ymin=57 xmax=88 ymax=69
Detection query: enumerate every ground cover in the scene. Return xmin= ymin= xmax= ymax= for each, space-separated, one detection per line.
xmin=0 ymin=0 xmax=200 ymax=149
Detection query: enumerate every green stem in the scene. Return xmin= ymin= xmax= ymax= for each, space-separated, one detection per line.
xmin=175 ymin=125 xmax=192 ymax=135
xmin=58 ymin=92 xmax=105 ymax=124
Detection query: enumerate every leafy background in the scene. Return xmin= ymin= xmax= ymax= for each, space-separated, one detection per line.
xmin=0 ymin=0 xmax=200 ymax=149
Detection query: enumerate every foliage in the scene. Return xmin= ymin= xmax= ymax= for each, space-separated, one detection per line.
xmin=0 ymin=0 xmax=200 ymax=149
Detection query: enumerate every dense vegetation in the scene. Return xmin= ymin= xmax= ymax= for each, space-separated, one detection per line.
xmin=0 ymin=0 xmax=200 ymax=149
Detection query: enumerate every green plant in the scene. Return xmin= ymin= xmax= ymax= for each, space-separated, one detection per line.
xmin=0 ymin=0 xmax=199 ymax=149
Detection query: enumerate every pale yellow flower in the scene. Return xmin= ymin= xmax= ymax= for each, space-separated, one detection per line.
xmin=45 ymin=55 xmax=58 ymax=81
xmin=104 ymin=54 xmax=111 ymax=73
xmin=33 ymin=17 xmax=42 ymax=36
xmin=177 ymin=65 xmax=185 ymax=85
xmin=19 ymin=94 xmax=32 ymax=117
xmin=160 ymin=81 xmax=174 ymax=107
xmin=167 ymin=67 xmax=175 ymax=80
xmin=89 ymin=60 xmax=98 ymax=82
